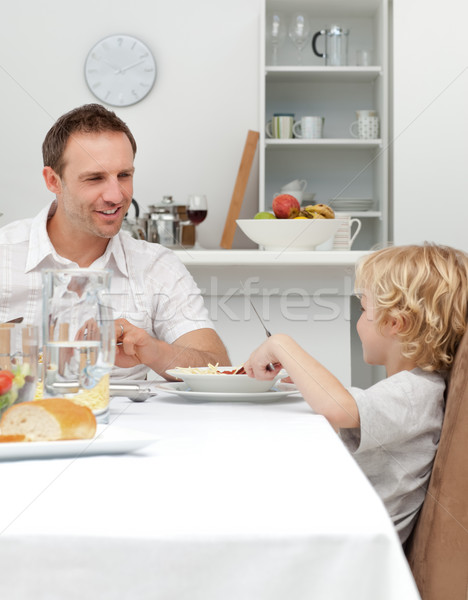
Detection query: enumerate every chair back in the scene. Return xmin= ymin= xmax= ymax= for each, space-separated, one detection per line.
xmin=405 ymin=327 xmax=468 ymax=599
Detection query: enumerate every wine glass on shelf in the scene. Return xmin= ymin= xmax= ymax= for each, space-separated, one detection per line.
xmin=288 ymin=13 xmax=311 ymax=64
xmin=186 ymin=194 xmax=208 ymax=250
xmin=266 ymin=12 xmax=286 ymax=65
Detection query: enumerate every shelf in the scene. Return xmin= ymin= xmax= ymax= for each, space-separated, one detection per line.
xmin=262 ymin=0 xmax=389 ymax=250
xmin=267 ymin=0 xmax=382 ymax=15
xmin=333 ymin=211 xmax=382 ymax=218
xmin=265 ymin=138 xmax=382 ymax=149
xmin=265 ymin=66 xmax=382 ymax=84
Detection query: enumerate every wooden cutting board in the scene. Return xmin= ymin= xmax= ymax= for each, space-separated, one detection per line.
xmin=220 ymin=130 xmax=259 ymax=249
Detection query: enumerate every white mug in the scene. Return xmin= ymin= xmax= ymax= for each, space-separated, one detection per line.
xmin=293 ymin=116 xmax=324 ymax=139
xmin=355 ymin=109 xmax=378 ymax=118
xmin=332 ymin=213 xmax=362 ymax=250
xmin=350 ymin=116 xmax=379 ymax=140
xmin=266 ymin=115 xmax=295 ymax=139
xmin=281 ymin=179 xmax=307 ymax=193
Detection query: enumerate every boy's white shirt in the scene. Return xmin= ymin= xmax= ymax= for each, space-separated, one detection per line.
xmin=340 ymin=367 xmax=445 ymax=543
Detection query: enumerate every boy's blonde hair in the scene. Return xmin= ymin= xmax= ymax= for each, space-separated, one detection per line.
xmin=355 ymin=243 xmax=468 ymax=372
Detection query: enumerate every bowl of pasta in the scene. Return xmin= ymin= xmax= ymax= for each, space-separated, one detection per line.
xmin=166 ymin=365 xmax=285 ymax=394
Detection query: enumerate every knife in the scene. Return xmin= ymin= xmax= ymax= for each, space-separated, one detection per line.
xmin=47 ymin=380 xmax=158 ymax=402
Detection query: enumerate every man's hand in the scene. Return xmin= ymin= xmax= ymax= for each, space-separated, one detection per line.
xmin=114 ymin=319 xmax=156 ymax=369
xmin=114 ymin=318 xmax=230 ymax=378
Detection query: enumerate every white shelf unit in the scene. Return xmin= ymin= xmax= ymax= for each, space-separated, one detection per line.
xmin=260 ymin=0 xmax=389 ymax=251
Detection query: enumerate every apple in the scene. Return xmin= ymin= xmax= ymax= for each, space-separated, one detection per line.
xmin=254 ymin=211 xmax=276 ymax=219
xmin=272 ymin=194 xmax=300 ymax=219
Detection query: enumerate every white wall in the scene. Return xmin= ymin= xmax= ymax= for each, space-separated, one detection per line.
xmin=0 ymin=0 xmax=261 ymax=249
xmin=4 ymin=1 xmax=467 ymax=252
xmin=392 ymin=0 xmax=468 ymax=250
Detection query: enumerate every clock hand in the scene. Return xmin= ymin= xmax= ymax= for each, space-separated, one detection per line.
xmin=119 ymin=59 xmax=147 ymax=73
xmin=100 ymin=58 xmax=121 ymax=74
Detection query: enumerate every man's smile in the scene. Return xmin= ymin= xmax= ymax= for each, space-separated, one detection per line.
xmin=95 ymin=206 xmax=124 ymax=217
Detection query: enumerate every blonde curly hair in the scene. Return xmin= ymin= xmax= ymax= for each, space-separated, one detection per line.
xmin=354 ymin=243 xmax=468 ymax=372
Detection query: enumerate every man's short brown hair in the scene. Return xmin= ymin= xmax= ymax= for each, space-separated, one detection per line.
xmin=42 ymin=104 xmax=137 ymax=177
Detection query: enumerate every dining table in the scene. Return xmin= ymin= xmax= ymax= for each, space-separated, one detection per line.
xmin=0 ymin=384 xmax=421 ymax=600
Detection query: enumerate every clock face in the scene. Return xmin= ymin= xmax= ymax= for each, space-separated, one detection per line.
xmin=85 ymin=34 xmax=157 ymax=107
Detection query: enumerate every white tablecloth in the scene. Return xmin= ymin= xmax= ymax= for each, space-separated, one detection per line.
xmin=0 ymin=391 xmax=420 ymax=600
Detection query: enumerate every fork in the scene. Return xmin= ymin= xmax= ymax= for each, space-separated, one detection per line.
xmin=249 ymin=300 xmax=276 ymax=372
xmin=249 ymin=301 xmax=272 ymax=337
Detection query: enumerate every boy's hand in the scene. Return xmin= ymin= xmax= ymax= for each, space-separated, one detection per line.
xmin=244 ymin=336 xmax=283 ymax=380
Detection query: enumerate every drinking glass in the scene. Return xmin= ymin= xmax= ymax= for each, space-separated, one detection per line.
xmin=186 ymin=195 xmax=208 ymax=250
xmin=288 ymin=13 xmax=311 ymax=63
xmin=41 ymin=268 xmax=115 ymax=423
xmin=266 ymin=12 xmax=286 ymax=65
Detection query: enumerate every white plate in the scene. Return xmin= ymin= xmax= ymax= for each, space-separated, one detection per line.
xmin=328 ymin=196 xmax=374 ymax=204
xmin=166 ymin=366 xmax=286 ymax=393
xmin=156 ymin=381 xmax=301 ymax=402
xmin=330 ymin=198 xmax=374 ymax=211
xmin=334 ymin=204 xmax=372 ymax=211
xmin=0 ymin=425 xmax=158 ymax=461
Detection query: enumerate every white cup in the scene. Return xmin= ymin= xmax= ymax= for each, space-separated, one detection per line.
xmin=332 ymin=213 xmax=362 ymax=250
xmin=355 ymin=109 xmax=378 ymax=118
xmin=293 ymin=116 xmax=324 ymax=139
xmin=281 ymin=179 xmax=307 ymax=193
xmin=266 ymin=115 xmax=295 ymax=139
xmin=356 ymin=50 xmax=371 ymax=66
xmin=350 ymin=116 xmax=379 ymax=139
xmin=274 ymin=190 xmax=303 ymax=204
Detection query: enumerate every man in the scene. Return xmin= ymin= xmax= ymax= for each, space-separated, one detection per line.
xmin=0 ymin=104 xmax=229 ymax=379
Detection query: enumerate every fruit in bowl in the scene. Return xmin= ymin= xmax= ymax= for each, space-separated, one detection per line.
xmin=259 ymin=196 xmax=335 ymax=221
xmin=246 ymin=195 xmax=337 ymax=250
xmin=272 ymin=194 xmax=300 ymax=219
xmin=254 ymin=211 xmax=276 ymax=220
xmin=301 ymin=204 xmax=335 ymax=219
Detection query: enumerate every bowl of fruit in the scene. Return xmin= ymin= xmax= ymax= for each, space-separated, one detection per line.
xmin=237 ymin=194 xmax=339 ymax=251
xmin=0 ymin=324 xmax=39 ymax=418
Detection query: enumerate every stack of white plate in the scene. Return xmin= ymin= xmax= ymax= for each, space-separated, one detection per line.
xmin=329 ymin=198 xmax=374 ymax=211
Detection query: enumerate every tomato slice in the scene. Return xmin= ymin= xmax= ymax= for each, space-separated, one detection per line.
xmin=0 ymin=370 xmax=14 ymax=394
xmin=218 ymin=366 xmax=246 ymax=375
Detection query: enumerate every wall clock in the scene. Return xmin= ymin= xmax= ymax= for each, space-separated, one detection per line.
xmin=84 ymin=34 xmax=157 ymax=107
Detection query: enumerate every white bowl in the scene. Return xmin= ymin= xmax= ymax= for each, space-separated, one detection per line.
xmin=237 ymin=218 xmax=340 ymax=251
xmin=166 ymin=366 xmax=285 ymax=393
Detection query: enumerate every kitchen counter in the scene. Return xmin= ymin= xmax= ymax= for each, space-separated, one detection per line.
xmin=173 ymin=249 xmax=369 ymax=266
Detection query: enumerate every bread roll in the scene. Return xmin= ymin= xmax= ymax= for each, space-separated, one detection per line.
xmin=0 ymin=398 xmax=97 ymax=442
xmin=0 ymin=434 xmax=26 ymax=443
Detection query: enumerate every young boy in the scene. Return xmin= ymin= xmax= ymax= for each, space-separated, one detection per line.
xmin=244 ymin=243 xmax=468 ymax=543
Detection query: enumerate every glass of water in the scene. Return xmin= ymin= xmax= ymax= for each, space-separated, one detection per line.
xmin=41 ymin=268 xmax=115 ymax=423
